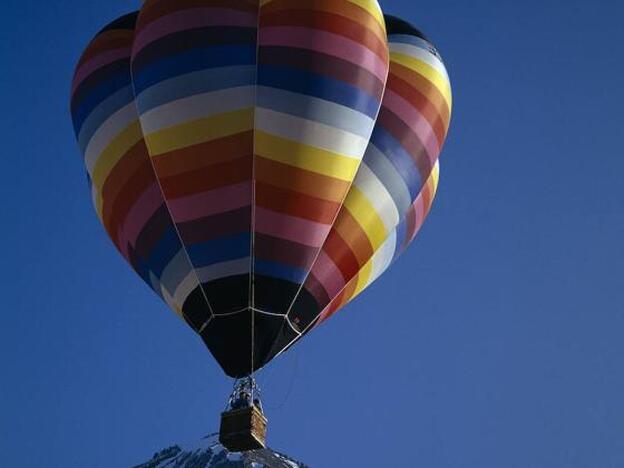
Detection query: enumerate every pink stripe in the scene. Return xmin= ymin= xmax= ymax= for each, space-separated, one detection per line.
xmin=309 ymin=251 xmax=346 ymax=299
xmin=317 ymin=286 xmax=349 ymax=325
xmin=318 ymin=306 xmax=332 ymax=325
xmin=255 ymin=207 xmax=330 ymax=248
xmin=260 ymin=27 xmax=388 ymax=83
xmin=72 ymin=48 xmax=131 ymax=93
xmin=168 ymin=182 xmax=251 ymax=223
xmin=383 ymin=89 xmax=440 ymax=165
xmin=407 ymin=196 xmax=426 ymax=245
xmin=133 ymin=8 xmax=257 ymax=54
xmin=119 ymin=183 xmax=163 ymax=252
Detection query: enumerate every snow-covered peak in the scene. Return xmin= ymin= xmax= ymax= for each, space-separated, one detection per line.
xmin=134 ymin=434 xmax=307 ymax=468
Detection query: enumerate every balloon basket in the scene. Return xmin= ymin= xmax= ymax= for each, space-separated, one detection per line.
xmin=219 ymin=405 xmax=268 ymax=452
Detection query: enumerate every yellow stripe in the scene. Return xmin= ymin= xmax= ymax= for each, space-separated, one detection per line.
xmin=346 ymin=162 xmax=441 ymax=304
xmin=91 ymin=122 xmax=143 ymax=190
xmin=255 ymin=131 xmax=360 ymax=182
xmin=346 ymin=0 xmax=385 ymax=30
xmin=161 ymin=286 xmax=185 ymax=321
xmin=91 ymin=185 xmax=105 ymax=220
xmin=342 ymin=161 xmax=443 ymax=307
xmin=343 ymin=187 xmax=388 ymax=250
xmin=430 ymin=160 xmax=440 ymax=192
xmin=144 ymin=108 xmax=254 ymax=156
xmin=95 ymin=194 xmax=103 ymax=219
xmin=353 ymin=260 xmax=373 ymax=297
xmin=390 ymin=52 xmax=453 ymax=108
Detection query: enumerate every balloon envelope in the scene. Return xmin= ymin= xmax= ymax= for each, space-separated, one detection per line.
xmin=70 ymin=1 xmax=452 ymax=378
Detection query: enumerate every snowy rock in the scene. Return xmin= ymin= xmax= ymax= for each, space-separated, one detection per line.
xmin=134 ymin=434 xmax=308 ymax=468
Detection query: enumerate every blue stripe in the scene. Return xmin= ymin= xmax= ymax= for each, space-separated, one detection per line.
xmin=159 ymin=249 xmax=192 ymax=292
xmin=77 ymin=86 xmax=135 ymax=152
xmin=257 ymin=87 xmax=374 ymax=139
xmin=135 ymin=65 xmax=256 ymax=114
xmin=258 ymin=65 xmax=381 ymax=119
xmin=369 ymin=126 xmax=423 ymax=201
xmin=132 ymin=45 xmax=256 ymax=94
xmin=255 ymin=260 xmax=308 ymax=284
xmin=72 ymin=72 xmax=131 ymax=134
xmin=393 ymin=218 xmax=409 ymax=258
xmin=130 ymin=250 xmax=152 ymax=286
xmin=187 ymin=233 xmax=251 ymax=268
xmin=362 ymin=151 xmax=412 ymax=218
xmin=146 ymin=227 xmax=183 ymax=277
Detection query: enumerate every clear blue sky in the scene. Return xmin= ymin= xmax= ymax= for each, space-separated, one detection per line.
xmin=2 ymin=1 xmax=624 ymax=467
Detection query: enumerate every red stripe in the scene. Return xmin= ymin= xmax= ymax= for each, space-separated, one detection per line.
xmin=160 ymin=155 xmax=252 ymax=198
xmin=387 ymin=69 xmax=449 ymax=145
xmin=255 ymin=234 xmax=317 ymax=270
xmin=260 ymin=9 xmax=387 ymax=61
xmin=138 ymin=0 xmax=258 ymax=26
xmin=255 ymin=182 xmax=341 ymax=224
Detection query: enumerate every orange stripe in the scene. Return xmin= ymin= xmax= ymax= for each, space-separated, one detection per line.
xmin=260 ymin=0 xmax=386 ymax=46
xmin=152 ymin=131 xmax=253 ymax=177
xmin=255 ymin=157 xmax=349 ymax=203
xmin=160 ymin=155 xmax=252 ymax=198
xmin=320 ymin=229 xmax=361 ymax=280
xmin=331 ymin=210 xmax=374 ymax=267
xmin=388 ymin=65 xmax=451 ymax=142
xmin=139 ymin=0 xmax=258 ymax=26
xmin=101 ymin=140 xmax=149 ymax=222
xmin=260 ymin=9 xmax=388 ymax=61
xmin=77 ymin=31 xmax=133 ymax=67
xmin=104 ymin=160 xmax=156 ymax=245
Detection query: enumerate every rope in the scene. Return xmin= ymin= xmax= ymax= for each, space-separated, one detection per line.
xmin=263 ymin=347 xmax=300 ymax=411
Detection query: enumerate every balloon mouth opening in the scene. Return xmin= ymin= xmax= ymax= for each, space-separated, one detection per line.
xmin=196 ymin=307 xmax=300 ymax=379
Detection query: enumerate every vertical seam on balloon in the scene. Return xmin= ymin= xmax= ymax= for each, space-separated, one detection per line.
xmin=279 ymin=10 xmax=393 ymax=334
xmin=135 ymin=127 xmax=216 ymax=327
xmin=276 ymin=141 xmax=444 ymax=359
xmin=128 ymin=10 xmax=216 ymax=329
xmin=270 ymin=10 xmax=393 ymax=360
xmin=249 ymin=0 xmax=262 ymax=377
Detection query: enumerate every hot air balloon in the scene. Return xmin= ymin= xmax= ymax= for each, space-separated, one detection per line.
xmin=71 ymin=0 xmax=451 ymax=401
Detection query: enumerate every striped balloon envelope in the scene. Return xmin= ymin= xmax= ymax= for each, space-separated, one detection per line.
xmin=70 ymin=1 xmax=452 ymax=378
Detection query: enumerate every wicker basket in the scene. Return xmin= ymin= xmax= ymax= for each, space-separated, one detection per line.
xmin=219 ymin=405 xmax=268 ymax=452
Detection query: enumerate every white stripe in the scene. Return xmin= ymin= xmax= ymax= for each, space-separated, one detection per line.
xmin=257 ymin=86 xmax=376 ymax=139
xmin=161 ymin=285 xmax=185 ymax=320
xmin=160 ymin=250 xmax=193 ymax=293
xmin=84 ymin=103 xmax=136 ymax=175
xmin=255 ymin=108 xmax=370 ymax=160
xmin=196 ymin=258 xmax=250 ymax=284
xmin=364 ymin=143 xmax=413 ymax=215
xmin=389 ymin=42 xmax=450 ymax=82
xmin=174 ymin=271 xmax=200 ymax=306
xmin=370 ymin=231 xmax=397 ymax=283
xmin=353 ymin=163 xmax=400 ymax=231
xmin=135 ymin=65 xmax=255 ymax=114
xmin=139 ymin=86 xmax=255 ymax=135
xmin=90 ymin=184 xmax=100 ymax=217
xmin=78 ymin=86 xmax=134 ymax=152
